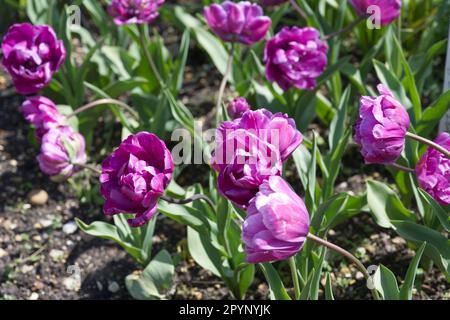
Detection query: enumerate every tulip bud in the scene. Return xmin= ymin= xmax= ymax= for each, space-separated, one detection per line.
xmin=243 ymin=176 xmax=310 ymax=263
xmin=37 ymin=126 xmax=87 ymax=182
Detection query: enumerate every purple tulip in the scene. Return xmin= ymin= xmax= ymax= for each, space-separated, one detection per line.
xmin=354 ymin=84 xmax=410 ymax=164
xmin=108 ymin=0 xmax=165 ymax=25
xmin=21 ymin=96 xmax=66 ymax=140
xmin=1 ymin=23 xmax=66 ymax=94
xmin=264 ymin=27 xmax=328 ymax=91
xmin=242 ymin=176 xmax=310 ymax=263
xmin=416 ymin=132 xmax=450 ymax=206
xmin=227 ymin=97 xmax=250 ymax=119
xmin=350 ymin=0 xmax=401 ymax=26
xmin=261 ymin=0 xmax=288 ymax=6
xmin=100 ymin=132 xmax=174 ymax=227
xmin=204 ymin=1 xmax=272 ymax=45
xmin=37 ymin=126 xmax=87 ymax=181
xmin=214 ymin=129 xmax=282 ymax=208
xmin=212 ymin=109 xmax=302 ymax=166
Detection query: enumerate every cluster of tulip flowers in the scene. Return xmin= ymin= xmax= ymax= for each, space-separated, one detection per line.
xmin=1 ymin=0 xmax=448 ymax=299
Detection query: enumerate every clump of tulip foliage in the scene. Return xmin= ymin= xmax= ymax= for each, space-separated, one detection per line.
xmin=2 ymin=0 xmax=449 ymax=300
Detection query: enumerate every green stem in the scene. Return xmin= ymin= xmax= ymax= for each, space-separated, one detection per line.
xmin=160 ymin=194 xmax=215 ymax=212
xmin=306 ymin=233 xmax=381 ymax=300
xmin=76 ymin=163 xmax=101 ymax=175
xmin=137 ymin=24 xmax=165 ymax=88
xmin=66 ymin=98 xmax=139 ymax=119
xmin=405 ymin=132 xmax=450 ymax=159
xmin=290 ymin=0 xmax=307 ymax=20
xmin=389 ymin=162 xmax=415 ymax=173
xmin=288 ymin=256 xmax=301 ymax=300
xmin=324 ymin=15 xmax=366 ymax=40
xmin=216 ymin=43 xmax=235 ymax=125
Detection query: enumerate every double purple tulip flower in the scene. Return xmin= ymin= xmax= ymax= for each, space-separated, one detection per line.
xmin=204 ymin=1 xmax=272 ymax=45
xmin=1 ymin=23 xmax=65 ymax=94
xmin=108 ymin=0 xmax=165 ymax=25
xmin=416 ymin=133 xmax=450 ymax=206
xmin=100 ymin=132 xmax=174 ymax=227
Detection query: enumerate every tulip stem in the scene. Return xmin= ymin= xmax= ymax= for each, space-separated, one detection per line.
xmin=306 ymin=233 xmax=381 ymax=300
xmin=290 ymin=0 xmax=307 ymax=20
xmin=138 ymin=24 xmax=165 ymax=88
xmin=389 ymin=163 xmax=415 ymax=173
xmin=323 ymin=15 xmax=367 ymax=40
xmin=160 ymin=194 xmax=215 ymax=211
xmin=66 ymin=98 xmax=139 ymax=119
xmin=216 ymin=43 xmax=235 ymax=125
xmin=76 ymin=163 xmax=101 ymax=175
xmin=405 ymin=132 xmax=450 ymax=159
xmin=288 ymin=256 xmax=301 ymax=300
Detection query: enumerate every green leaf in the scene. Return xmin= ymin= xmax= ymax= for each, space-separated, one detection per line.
xmin=415 ymin=90 xmax=450 ymax=137
xmin=309 ymin=247 xmax=327 ymax=300
xmin=173 ymin=6 xmax=230 ymax=80
xmin=399 ymin=242 xmax=426 ymax=300
xmin=259 ymin=263 xmax=291 ymax=300
xmin=393 ymin=36 xmax=422 ymax=122
xmin=373 ymin=60 xmax=413 ymax=114
xmin=392 ymin=221 xmax=450 ymax=279
xmin=324 ymin=272 xmax=334 ymax=300
xmin=366 ymin=180 xmax=415 ymax=228
xmin=418 ymin=189 xmax=450 ymax=231
xmin=187 ymin=226 xmax=223 ymax=278
xmin=171 ymin=29 xmax=190 ymax=91
xmin=75 ymin=218 xmax=142 ymax=262
xmin=373 ymin=265 xmax=399 ymax=300
xmin=238 ymin=264 xmax=255 ymax=299
xmin=125 ymin=249 xmax=174 ymax=300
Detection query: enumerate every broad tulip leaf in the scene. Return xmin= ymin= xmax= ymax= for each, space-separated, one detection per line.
xmin=392 ymin=221 xmax=450 ymax=279
xmin=125 ymin=249 xmax=174 ymax=300
xmin=75 ymin=218 xmax=141 ymax=262
xmin=418 ymin=189 xmax=450 ymax=231
xmin=399 ymin=242 xmax=426 ymax=300
xmin=259 ymin=263 xmax=291 ymax=300
xmin=366 ymin=180 xmax=415 ymax=228
xmin=373 ymin=265 xmax=399 ymax=300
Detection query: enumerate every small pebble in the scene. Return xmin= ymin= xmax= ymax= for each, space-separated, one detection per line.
xmin=49 ymin=249 xmax=65 ymax=262
xmin=96 ymin=281 xmax=103 ymax=291
xmin=62 ymin=221 xmax=78 ymax=235
xmin=0 ymin=248 xmax=8 ymax=258
xmin=38 ymin=218 xmax=53 ymax=228
xmin=63 ymin=277 xmax=81 ymax=291
xmin=21 ymin=265 xmax=34 ymax=274
xmin=9 ymin=159 xmax=18 ymax=167
xmin=28 ymin=189 xmax=49 ymax=206
xmin=34 ymin=281 xmax=45 ymax=290
xmin=28 ymin=292 xmax=39 ymax=300
xmin=108 ymin=281 xmax=120 ymax=293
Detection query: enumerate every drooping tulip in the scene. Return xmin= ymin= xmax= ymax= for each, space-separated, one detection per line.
xmin=1 ymin=23 xmax=66 ymax=94
xmin=20 ymin=96 xmax=66 ymax=140
xmin=349 ymin=0 xmax=401 ymax=26
xmin=354 ymin=84 xmax=410 ymax=164
xmin=416 ymin=132 xmax=450 ymax=206
xmin=214 ymin=129 xmax=282 ymax=208
xmin=99 ymin=132 xmax=174 ymax=227
xmin=264 ymin=26 xmax=328 ymax=90
xmin=37 ymin=126 xmax=86 ymax=181
xmin=204 ymin=1 xmax=272 ymax=45
xmin=212 ymin=109 xmax=302 ymax=166
xmin=242 ymin=176 xmax=310 ymax=263
xmin=108 ymin=0 xmax=165 ymax=25
xmin=227 ymin=97 xmax=250 ymax=119
xmin=261 ymin=0 xmax=288 ymax=6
